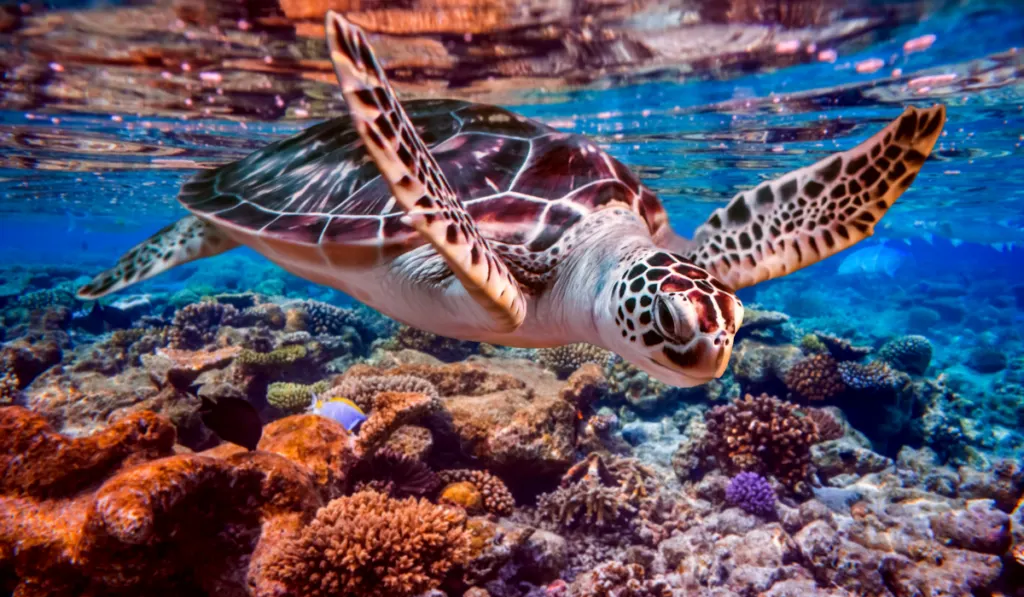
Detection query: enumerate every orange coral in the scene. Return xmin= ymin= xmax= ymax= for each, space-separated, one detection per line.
xmin=784 ymin=353 xmax=847 ymax=401
xmin=438 ymin=469 xmax=515 ymax=516
xmin=0 ymin=406 xmax=325 ymax=596
xmin=439 ymin=480 xmax=484 ymax=514
xmin=256 ymin=490 xmax=472 ymax=597
xmin=257 ymin=413 xmax=358 ymax=499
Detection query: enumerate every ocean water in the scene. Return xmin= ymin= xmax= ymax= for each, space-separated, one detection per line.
xmin=2 ymin=1 xmax=1024 ymax=595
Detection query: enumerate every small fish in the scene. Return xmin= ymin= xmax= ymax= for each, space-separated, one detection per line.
xmin=200 ymin=396 xmax=263 ymax=450
xmin=310 ymin=394 xmax=367 ymax=432
xmin=837 ymin=245 xmax=911 ymax=277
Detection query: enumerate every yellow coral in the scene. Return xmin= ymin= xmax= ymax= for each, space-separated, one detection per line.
xmin=237 ymin=344 xmax=308 ymax=367
xmin=438 ymin=481 xmax=484 ymax=514
xmin=267 ymin=380 xmax=330 ymax=412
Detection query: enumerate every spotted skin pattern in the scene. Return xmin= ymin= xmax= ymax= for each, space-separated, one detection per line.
xmin=324 ymin=12 xmax=532 ymax=331
xmin=77 ymin=216 xmax=236 ymax=299
xmin=685 ymin=104 xmax=946 ymax=290
xmin=609 ymin=250 xmax=741 ymax=377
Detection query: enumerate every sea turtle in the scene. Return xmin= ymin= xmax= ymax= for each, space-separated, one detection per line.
xmin=78 ymin=12 xmax=947 ymax=387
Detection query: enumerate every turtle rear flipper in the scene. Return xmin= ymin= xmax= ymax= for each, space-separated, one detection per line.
xmin=325 ymin=11 xmax=526 ymax=333
xmin=686 ymin=104 xmax=946 ymax=290
xmin=76 ymin=215 xmax=238 ymax=299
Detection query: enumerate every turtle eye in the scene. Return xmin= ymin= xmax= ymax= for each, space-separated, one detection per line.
xmin=655 ymin=296 xmax=676 ymax=337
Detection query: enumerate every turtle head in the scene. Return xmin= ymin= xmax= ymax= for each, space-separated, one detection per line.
xmin=597 ymin=250 xmax=743 ymax=387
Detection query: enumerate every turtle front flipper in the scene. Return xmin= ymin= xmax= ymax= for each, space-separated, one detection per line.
xmin=324 ymin=11 xmax=526 ymax=333
xmin=686 ymin=104 xmax=946 ymax=290
xmin=77 ymin=215 xmax=238 ymax=299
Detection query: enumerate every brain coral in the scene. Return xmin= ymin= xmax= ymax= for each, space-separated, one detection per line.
xmin=703 ymin=393 xmax=820 ymax=491
xmin=784 ymin=353 xmax=847 ymax=401
xmin=877 ymin=335 xmax=933 ymax=375
xmin=259 ymin=490 xmax=471 ymax=597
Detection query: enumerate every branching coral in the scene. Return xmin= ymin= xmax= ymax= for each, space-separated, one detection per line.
xmin=169 ymin=301 xmax=240 ymax=349
xmin=438 ymin=469 xmax=515 ymax=516
xmin=569 ymin=560 xmax=672 ymax=596
xmin=837 ymin=360 xmax=904 ymax=392
xmin=331 ymin=374 xmax=440 ymax=411
xmin=725 ymin=472 xmax=776 ymax=516
xmin=237 ymin=343 xmax=308 ymax=368
xmin=536 ymin=343 xmax=612 ymax=379
xmin=267 ymin=380 xmax=331 ymax=412
xmin=341 ymin=362 xmax=524 ymax=398
xmin=784 ymin=353 xmax=847 ymax=401
xmin=805 ymin=407 xmax=844 ymax=441
xmin=297 ymin=300 xmax=365 ymax=337
xmin=355 ymin=391 xmax=437 ymax=457
xmin=703 ymin=393 xmax=819 ymax=491
xmin=538 ymin=453 xmax=659 ymax=530
xmin=257 ymin=490 xmax=472 ymax=597
xmin=877 ymin=335 xmax=933 ymax=375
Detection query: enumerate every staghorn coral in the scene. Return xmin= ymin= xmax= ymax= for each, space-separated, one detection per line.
xmin=438 ymin=469 xmax=515 ymax=516
xmin=382 ymin=323 xmax=479 ymax=361
xmin=169 ymin=301 xmax=240 ymax=349
xmin=536 ymin=343 xmax=612 ymax=379
xmin=837 ymin=360 xmax=904 ymax=392
xmin=784 ymin=353 xmax=846 ymax=401
xmin=877 ymin=335 xmax=933 ymax=375
xmin=331 ymin=373 xmax=440 ymax=411
xmin=256 ymin=490 xmax=472 ymax=597
xmin=703 ymin=393 xmax=819 ymax=491
xmin=805 ymin=407 xmax=844 ymax=441
xmin=725 ymin=472 xmax=776 ymax=516
xmin=350 ymin=446 xmax=439 ymax=498
xmin=267 ymin=380 xmax=330 ymax=412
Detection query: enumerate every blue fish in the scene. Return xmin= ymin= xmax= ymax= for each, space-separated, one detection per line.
xmin=310 ymin=395 xmax=367 ymax=432
xmin=836 ymin=245 xmax=911 ymax=277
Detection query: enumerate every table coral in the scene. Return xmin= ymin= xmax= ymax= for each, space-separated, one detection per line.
xmin=812 ymin=331 xmax=873 ymax=362
xmin=254 ymin=490 xmax=472 ymax=597
xmin=703 ymin=393 xmax=820 ymax=491
xmin=837 ymin=359 xmax=904 ymax=392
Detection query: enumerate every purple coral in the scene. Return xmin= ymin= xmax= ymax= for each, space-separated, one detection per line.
xmin=725 ymin=472 xmax=776 ymax=516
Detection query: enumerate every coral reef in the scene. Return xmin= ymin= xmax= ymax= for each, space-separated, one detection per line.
xmin=266 ymin=380 xmax=330 ymax=412
xmin=350 ymin=446 xmax=440 ymax=498
xmin=255 ymin=490 xmax=472 ymax=597
xmin=382 ymin=324 xmax=479 ymax=361
xmin=169 ymin=301 xmax=239 ymax=349
xmin=836 ymin=359 xmax=904 ymax=392
xmin=703 ymin=394 xmax=820 ymax=491
xmin=805 ymin=407 xmax=844 ymax=441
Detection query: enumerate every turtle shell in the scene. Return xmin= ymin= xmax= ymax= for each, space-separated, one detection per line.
xmin=180 ymin=99 xmax=668 ymax=267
